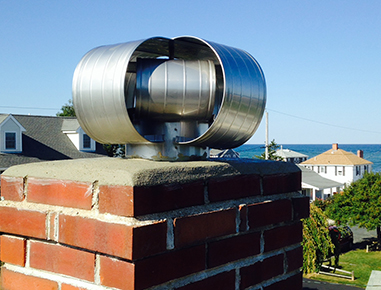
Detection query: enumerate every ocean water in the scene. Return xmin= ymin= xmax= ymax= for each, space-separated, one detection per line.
xmin=235 ymin=144 xmax=381 ymax=173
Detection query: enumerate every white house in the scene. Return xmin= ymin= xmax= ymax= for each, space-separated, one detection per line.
xmin=300 ymin=143 xmax=372 ymax=189
xmin=61 ymin=118 xmax=97 ymax=152
xmin=298 ymin=165 xmax=344 ymax=201
xmin=275 ymin=146 xmax=308 ymax=164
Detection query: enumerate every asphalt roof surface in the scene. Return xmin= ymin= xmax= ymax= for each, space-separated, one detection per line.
xmin=0 ymin=114 xmax=107 ymax=169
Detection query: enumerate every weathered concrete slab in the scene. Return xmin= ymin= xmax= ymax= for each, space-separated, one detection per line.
xmin=366 ymin=270 xmax=381 ymax=290
xmin=2 ymin=157 xmax=300 ymax=187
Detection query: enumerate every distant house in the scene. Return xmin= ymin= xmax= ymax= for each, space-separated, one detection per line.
xmin=300 ymin=143 xmax=372 ymax=188
xmin=0 ymin=114 xmax=108 ymax=174
xmin=275 ymin=146 xmax=308 ymax=164
xmin=298 ymin=165 xmax=343 ymax=201
xmin=209 ymin=149 xmax=240 ymax=159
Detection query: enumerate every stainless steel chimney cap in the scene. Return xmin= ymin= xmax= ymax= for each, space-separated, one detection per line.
xmin=73 ymin=36 xmax=266 ymax=160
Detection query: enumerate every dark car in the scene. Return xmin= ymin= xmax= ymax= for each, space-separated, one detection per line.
xmin=329 ymin=225 xmax=354 ymax=252
xmin=339 ymin=225 xmax=354 ymax=251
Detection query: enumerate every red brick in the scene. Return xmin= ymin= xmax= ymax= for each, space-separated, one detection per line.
xmin=58 ymin=214 xmax=167 ymax=260
xmin=133 ymin=182 xmax=205 ymax=216
xmin=61 ymin=285 xmax=87 ymax=290
xmin=292 ymin=196 xmax=310 ymax=220
xmin=264 ymin=222 xmax=303 ymax=252
xmin=0 ymin=268 xmax=58 ymax=290
xmin=0 ymin=206 xmax=46 ymax=239
xmin=175 ymin=270 xmax=236 ymax=290
xmin=240 ymin=254 xmax=284 ymax=289
xmin=286 ymin=246 xmax=303 ymax=272
xmin=263 ymin=272 xmax=302 ymax=290
xmin=0 ymin=175 xmax=24 ymax=201
xmin=29 ymin=241 xmax=95 ymax=281
xmin=100 ymin=245 xmax=206 ymax=290
xmin=0 ymin=235 xmax=26 ymax=266
xmin=99 ymin=185 xmax=134 ymax=216
xmin=132 ymin=222 xmax=168 ymax=259
xmin=262 ymin=171 xmax=301 ymax=195
xmin=27 ymin=177 xmax=93 ymax=210
xmin=99 ymin=256 xmax=135 ymax=290
xmin=174 ymin=208 xmax=236 ymax=248
xmin=208 ymin=175 xmax=260 ymax=202
xmin=135 ymin=245 xmax=206 ymax=290
xmin=207 ymin=231 xmax=261 ymax=268
xmin=99 ymin=182 xmax=205 ymax=217
xmin=247 ymin=199 xmax=292 ymax=229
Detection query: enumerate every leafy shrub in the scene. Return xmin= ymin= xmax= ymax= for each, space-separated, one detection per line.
xmin=302 ymin=203 xmax=335 ymax=273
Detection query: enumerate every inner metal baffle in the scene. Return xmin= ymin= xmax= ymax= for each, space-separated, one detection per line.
xmin=72 ymin=36 xmax=266 ymax=160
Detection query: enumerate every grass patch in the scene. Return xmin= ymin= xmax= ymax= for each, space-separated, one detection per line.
xmin=304 ymin=249 xmax=381 ymax=289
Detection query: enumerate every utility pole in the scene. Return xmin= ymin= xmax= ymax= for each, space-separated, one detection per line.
xmin=265 ymin=111 xmax=269 ymax=160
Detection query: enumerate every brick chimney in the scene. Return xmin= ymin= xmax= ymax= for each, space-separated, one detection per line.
xmin=332 ymin=143 xmax=339 ymax=150
xmin=357 ymin=150 xmax=364 ymax=158
xmin=0 ymin=158 xmax=307 ymax=290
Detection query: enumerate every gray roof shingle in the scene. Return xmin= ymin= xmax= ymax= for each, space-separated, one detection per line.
xmin=0 ymin=114 xmax=108 ymax=169
xmin=298 ymin=165 xmax=343 ymax=190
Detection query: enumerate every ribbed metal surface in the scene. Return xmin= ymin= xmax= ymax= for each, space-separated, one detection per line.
xmin=73 ymin=40 xmax=146 ymax=144
xmin=174 ymin=36 xmax=266 ymax=149
xmin=73 ymin=36 xmax=266 ymax=159
xmin=136 ymin=59 xmax=216 ymax=121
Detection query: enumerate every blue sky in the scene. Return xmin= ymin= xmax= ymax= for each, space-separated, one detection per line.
xmin=1 ymin=1 xmax=381 ymax=144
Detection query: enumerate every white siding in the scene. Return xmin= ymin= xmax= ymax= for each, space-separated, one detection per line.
xmin=66 ymin=132 xmax=80 ymax=150
xmin=302 ymin=163 xmax=371 ymax=189
xmin=64 ymin=128 xmax=96 ymax=152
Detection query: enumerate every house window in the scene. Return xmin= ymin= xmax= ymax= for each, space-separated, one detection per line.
xmin=335 ymin=166 xmax=337 ymax=176
xmin=5 ymin=132 xmax=16 ymax=149
xmin=83 ymin=134 xmax=91 ymax=149
xmin=343 ymin=166 xmax=345 ymax=176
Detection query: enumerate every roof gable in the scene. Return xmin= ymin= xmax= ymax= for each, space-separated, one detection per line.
xmin=61 ymin=118 xmax=80 ymax=132
xmin=0 ymin=114 xmax=26 ymax=131
xmin=301 ymin=148 xmax=372 ymax=166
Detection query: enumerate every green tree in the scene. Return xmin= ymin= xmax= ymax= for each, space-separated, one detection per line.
xmin=255 ymin=139 xmax=283 ymax=161
xmin=327 ymin=171 xmax=381 ymax=245
xmin=302 ymin=204 xmax=335 ymax=273
xmin=103 ymin=144 xmax=125 ymax=157
xmin=57 ymin=99 xmax=76 ymax=117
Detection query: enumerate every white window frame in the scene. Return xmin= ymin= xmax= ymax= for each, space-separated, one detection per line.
xmin=80 ymin=132 xmax=96 ymax=152
xmin=4 ymin=131 xmax=17 ymax=151
xmin=83 ymin=134 xmax=92 ymax=149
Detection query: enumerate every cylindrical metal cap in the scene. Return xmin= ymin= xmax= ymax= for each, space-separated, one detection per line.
xmin=73 ymin=36 xmax=266 ymax=160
